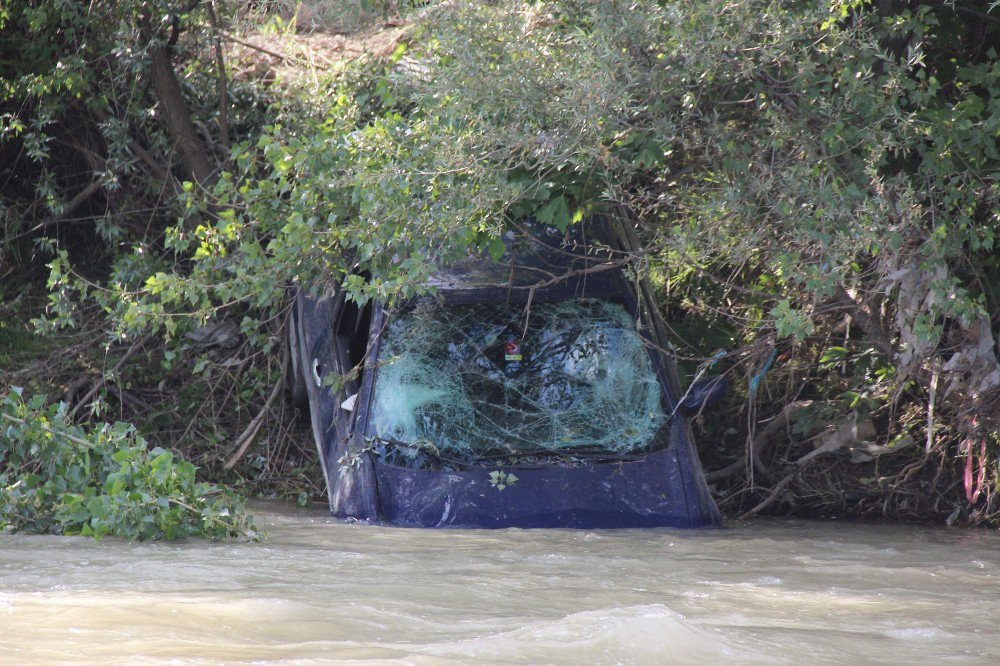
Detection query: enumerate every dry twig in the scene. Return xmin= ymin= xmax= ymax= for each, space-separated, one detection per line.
xmin=68 ymin=333 xmax=155 ymax=420
xmin=224 ymin=333 xmax=289 ymax=469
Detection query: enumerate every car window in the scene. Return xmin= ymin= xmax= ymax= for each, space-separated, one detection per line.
xmin=370 ymin=298 xmax=667 ymax=464
xmin=335 ymin=296 xmax=372 ymax=371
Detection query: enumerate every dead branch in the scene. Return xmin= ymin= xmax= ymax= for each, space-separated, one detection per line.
xmin=224 ymin=335 xmax=288 ymax=469
xmin=741 ymin=470 xmax=796 ymax=518
xmin=105 ymin=383 xmax=153 ymax=414
xmin=68 ymin=333 xmax=155 ymax=420
xmin=1 ymin=179 xmax=104 ymax=246
xmin=706 ymin=400 xmax=814 ymax=482
xmin=794 ymin=412 xmax=876 ymax=466
xmin=833 ymin=284 xmax=892 ymax=356
xmin=218 ymin=30 xmax=315 ymax=68
xmin=739 ymin=411 xmax=877 ymax=518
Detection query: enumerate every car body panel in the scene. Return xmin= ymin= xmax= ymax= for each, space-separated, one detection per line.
xmin=371 ymin=421 xmax=717 ymax=528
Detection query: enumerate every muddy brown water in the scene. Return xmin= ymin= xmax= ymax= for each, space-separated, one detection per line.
xmin=2 ymin=502 xmax=998 ymax=663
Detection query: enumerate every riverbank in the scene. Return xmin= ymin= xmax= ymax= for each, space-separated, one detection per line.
xmin=2 ymin=1 xmax=998 ymax=531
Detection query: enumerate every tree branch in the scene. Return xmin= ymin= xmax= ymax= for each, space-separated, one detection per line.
xmin=706 ymin=400 xmax=814 ymax=482
xmin=224 ymin=337 xmax=288 ymax=469
xmin=204 ymin=1 xmax=231 ymax=151
xmin=68 ymin=333 xmax=156 ymax=420
xmin=833 ymin=284 xmax=892 ymax=356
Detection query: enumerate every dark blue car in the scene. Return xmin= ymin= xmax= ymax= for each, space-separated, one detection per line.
xmin=287 ymin=223 xmax=721 ymax=528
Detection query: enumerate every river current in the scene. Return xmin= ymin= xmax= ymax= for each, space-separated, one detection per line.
xmin=1 ymin=502 xmax=998 ymax=663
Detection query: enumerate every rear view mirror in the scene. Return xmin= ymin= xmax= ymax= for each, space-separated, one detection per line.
xmin=678 ymin=375 xmax=728 ymax=416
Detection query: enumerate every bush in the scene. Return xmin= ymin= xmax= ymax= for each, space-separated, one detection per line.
xmin=1 ymin=388 xmax=257 ymax=540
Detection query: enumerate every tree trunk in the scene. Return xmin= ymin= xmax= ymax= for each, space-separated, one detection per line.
xmin=148 ymin=44 xmax=216 ymax=189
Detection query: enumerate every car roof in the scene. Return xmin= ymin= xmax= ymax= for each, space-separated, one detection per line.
xmin=424 ymin=220 xmax=625 ymax=300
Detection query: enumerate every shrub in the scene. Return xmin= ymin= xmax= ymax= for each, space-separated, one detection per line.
xmin=1 ymin=388 xmax=257 ymax=540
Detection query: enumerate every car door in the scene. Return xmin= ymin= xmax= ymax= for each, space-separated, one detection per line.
xmin=295 ymin=290 xmax=367 ymax=485
xmin=294 ymin=292 xmax=342 ymax=481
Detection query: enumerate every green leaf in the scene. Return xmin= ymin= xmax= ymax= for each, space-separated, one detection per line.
xmin=487 ymin=237 xmax=506 ymax=260
xmin=536 ymin=195 xmax=571 ymax=232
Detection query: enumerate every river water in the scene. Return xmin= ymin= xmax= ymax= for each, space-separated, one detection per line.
xmin=2 ymin=502 xmax=998 ymax=664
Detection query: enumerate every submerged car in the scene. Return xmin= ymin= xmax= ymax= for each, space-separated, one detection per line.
xmin=287 ymin=222 xmax=722 ymax=528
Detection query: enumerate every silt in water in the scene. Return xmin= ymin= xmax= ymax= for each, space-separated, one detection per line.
xmin=1 ymin=502 xmax=998 ymax=663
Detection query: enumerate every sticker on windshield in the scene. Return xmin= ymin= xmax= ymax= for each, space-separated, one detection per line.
xmin=504 ymin=340 xmax=523 ymax=362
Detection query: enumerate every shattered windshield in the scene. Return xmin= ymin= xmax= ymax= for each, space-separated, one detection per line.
xmin=370 ymin=298 xmax=667 ymax=465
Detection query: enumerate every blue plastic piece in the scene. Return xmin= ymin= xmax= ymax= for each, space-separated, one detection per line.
xmin=679 ymin=375 xmax=729 ymax=416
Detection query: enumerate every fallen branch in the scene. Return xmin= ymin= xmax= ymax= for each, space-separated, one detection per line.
xmin=1 ymin=412 xmax=96 ymax=449
xmin=794 ymin=412 xmax=875 ymax=466
xmin=68 ymin=333 xmax=155 ymax=420
xmin=105 ymin=383 xmax=153 ymax=414
xmin=45 ymin=179 xmax=104 ymax=225
xmin=832 ymin=284 xmax=892 ymax=356
xmin=705 ymin=400 xmax=814 ymax=483
xmin=219 ymin=30 xmax=315 ymax=68
xmin=0 ymin=179 xmax=104 ymax=246
xmin=738 ymin=411 xmax=876 ymax=518
xmin=741 ymin=471 xmax=796 ymax=518
xmin=224 ymin=335 xmax=288 ymax=470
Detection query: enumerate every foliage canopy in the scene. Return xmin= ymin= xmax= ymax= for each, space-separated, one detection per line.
xmin=2 ymin=0 xmax=999 ymax=523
